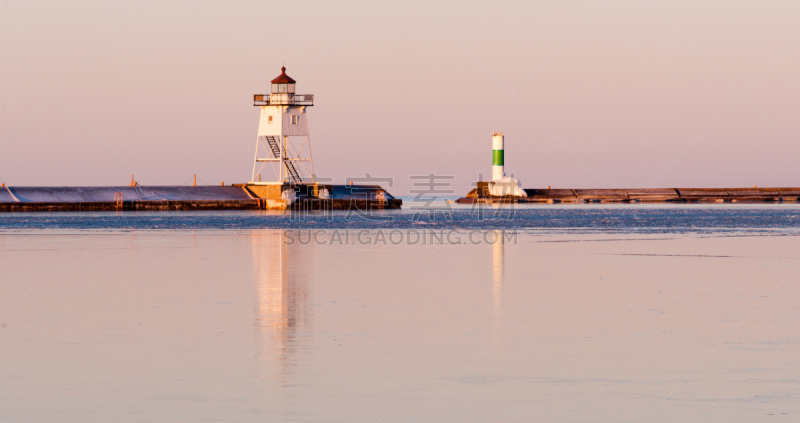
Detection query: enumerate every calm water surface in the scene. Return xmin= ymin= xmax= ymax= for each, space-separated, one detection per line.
xmin=1 ymin=204 xmax=800 ymax=231
xmin=1 ymin=206 xmax=799 ymax=421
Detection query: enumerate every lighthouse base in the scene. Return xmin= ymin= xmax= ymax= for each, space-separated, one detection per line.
xmin=241 ymin=183 xmax=401 ymax=210
xmin=487 ymin=177 xmax=527 ymax=198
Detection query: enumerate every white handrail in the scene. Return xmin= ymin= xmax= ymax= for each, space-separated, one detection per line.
xmin=5 ymin=186 xmax=20 ymax=202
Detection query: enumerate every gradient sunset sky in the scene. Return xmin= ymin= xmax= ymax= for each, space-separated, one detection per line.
xmin=2 ymin=0 xmax=799 ymax=193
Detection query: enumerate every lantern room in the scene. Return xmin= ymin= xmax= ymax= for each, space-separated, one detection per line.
xmin=271 ymin=67 xmax=296 ymax=94
xmin=254 ymin=66 xmax=313 ymax=106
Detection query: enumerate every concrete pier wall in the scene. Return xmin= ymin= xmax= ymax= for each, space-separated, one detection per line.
xmin=0 ymin=185 xmax=401 ymax=212
xmin=459 ymin=185 xmax=800 ymax=204
xmin=3 ymin=186 xmax=253 ymax=203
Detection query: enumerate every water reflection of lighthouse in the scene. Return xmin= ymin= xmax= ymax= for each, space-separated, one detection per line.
xmin=492 ymin=230 xmax=504 ymax=329
xmin=252 ymin=230 xmax=313 ymax=375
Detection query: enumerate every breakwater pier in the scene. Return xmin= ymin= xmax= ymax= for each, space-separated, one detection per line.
xmin=0 ymin=184 xmax=400 ymax=212
xmin=457 ymin=184 xmax=800 ymax=204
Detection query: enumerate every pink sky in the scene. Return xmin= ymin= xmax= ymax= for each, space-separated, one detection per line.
xmin=2 ymin=0 xmax=800 ymax=194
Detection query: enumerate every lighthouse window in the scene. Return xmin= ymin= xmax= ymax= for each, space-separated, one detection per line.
xmin=268 ymin=116 xmax=273 ymax=123
xmin=291 ymin=115 xmax=299 ymax=125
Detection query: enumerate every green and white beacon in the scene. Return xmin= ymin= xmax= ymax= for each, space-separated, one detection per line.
xmin=489 ymin=131 xmax=527 ymax=197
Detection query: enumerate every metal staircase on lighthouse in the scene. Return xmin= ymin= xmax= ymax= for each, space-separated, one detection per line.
xmin=264 ymin=135 xmax=302 ymax=183
xmin=251 ymin=66 xmax=315 ymax=185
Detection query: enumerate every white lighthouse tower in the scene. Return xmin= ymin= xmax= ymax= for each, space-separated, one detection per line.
xmin=492 ymin=132 xmax=505 ymax=181
xmin=488 ymin=131 xmax=527 ymax=197
xmin=251 ymin=66 xmax=315 ymax=184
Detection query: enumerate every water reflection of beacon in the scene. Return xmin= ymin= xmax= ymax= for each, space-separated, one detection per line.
xmin=488 ymin=132 xmax=527 ymax=197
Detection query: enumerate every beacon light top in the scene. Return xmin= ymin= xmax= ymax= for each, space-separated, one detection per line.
xmin=271 ymin=66 xmax=296 ymax=84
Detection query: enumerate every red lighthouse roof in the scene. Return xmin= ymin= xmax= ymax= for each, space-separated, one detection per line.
xmin=271 ymin=66 xmax=296 ymax=84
